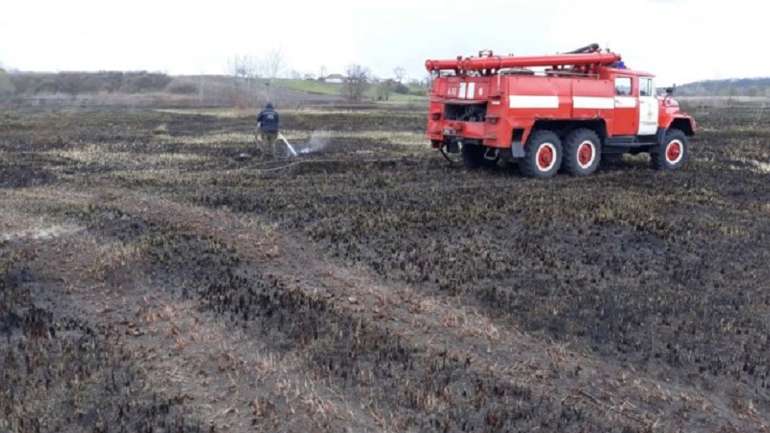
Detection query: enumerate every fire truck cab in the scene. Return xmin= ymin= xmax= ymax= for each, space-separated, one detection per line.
xmin=425 ymin=45 xmax=696 ymax=177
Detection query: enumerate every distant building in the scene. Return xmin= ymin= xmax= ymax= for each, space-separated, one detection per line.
xmin=324 ymin=74 xmax=345 ymax=84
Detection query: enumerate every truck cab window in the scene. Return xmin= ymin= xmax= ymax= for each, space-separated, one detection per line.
xmin=615 ymin=77 xmax=632 ymax=96
xmin=639 ymin=78 xmax=653 ymax=96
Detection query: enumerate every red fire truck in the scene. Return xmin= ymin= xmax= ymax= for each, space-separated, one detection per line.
xmin=425 ymin=44 xmax=696 ymax=177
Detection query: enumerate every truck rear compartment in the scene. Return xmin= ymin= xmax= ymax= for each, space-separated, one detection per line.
xmin=444 ymin=103 xmax=487 ymax=122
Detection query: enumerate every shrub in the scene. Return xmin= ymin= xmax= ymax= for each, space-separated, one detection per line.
xmin=120 ymin=72 xmax=173 ymax=93
xmin=166 ymin=81 xmax=198 ymax=95
xmin=393 ymin=82 xmax=410 ymax=94
xmin=6 ymin=71 xmax=173 ymax=95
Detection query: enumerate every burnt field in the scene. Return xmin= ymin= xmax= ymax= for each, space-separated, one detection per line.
xmin=1 ymin=101 xmax=769 ymax=432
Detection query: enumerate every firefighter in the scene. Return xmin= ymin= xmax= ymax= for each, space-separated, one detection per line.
xmin=256 ymin=102 xmax=281 ymax=158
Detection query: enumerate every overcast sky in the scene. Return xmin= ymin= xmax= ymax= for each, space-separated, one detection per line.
xmin=1 ymin=0 xmax=767 ymax=85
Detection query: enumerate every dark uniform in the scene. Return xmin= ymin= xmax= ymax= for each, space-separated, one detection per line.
xmin=257 ymin=103 xmax=280 ymax=158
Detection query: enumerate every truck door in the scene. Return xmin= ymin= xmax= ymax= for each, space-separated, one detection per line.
xmin=613 ymin=76 xmax=638 ymax=136
xmin=637 ymin=77 xmax=659 ymax=135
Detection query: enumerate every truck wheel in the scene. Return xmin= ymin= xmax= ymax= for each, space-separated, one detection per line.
xmin=562 ymin=129 xmax=601 ymax=176
xmin=519 ymin=130 xmax=562 ymax=178
xmin=651 ymin=129 xmax=688 ymax=171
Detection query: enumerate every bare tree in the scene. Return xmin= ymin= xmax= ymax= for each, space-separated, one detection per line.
xmin=319 ymin=65 xmax=328 ymax=80
xmin=342 ymin=64 xmax=370 ymax=102
xmin=229 ymin=55 xmax=258 ymax=80
xmin=423 ymin=73 xmax=434 ymax=90
xmin=228 ymin=55 xmax=259 ymax=107
xmin=393 ymin=67 xmax=406 ymax=83
xmin=263 ymin=49 xmax=285 ymax=79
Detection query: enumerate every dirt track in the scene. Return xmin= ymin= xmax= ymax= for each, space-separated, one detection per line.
xmin=1 ymin=104 xmax=769 ymax=432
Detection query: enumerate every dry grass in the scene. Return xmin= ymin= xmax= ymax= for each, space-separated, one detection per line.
xmin=155 ymin=107 xmax=423 ymax=118
xmin=154 ymin=132 xmax=254 ymax=146
xmin=4 ymin=105 xmax=770 ymax=433
xmin=151 ymin=130 xmax=427 ymax=150
xmin=48 ymin=143 xmax=210 ymax=166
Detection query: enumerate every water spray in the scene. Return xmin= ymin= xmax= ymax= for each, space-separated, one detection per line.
xmin=278 ymin=133 xmax=298 ymax=157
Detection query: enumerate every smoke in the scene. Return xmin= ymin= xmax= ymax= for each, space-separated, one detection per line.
xmin=298 ymin=130 xmax=331 ymax=155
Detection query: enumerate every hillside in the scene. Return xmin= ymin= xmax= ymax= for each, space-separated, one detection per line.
xmin=676 ymin=77 xmax=770 ymax=97
xmin=1 ymin=71 xmax=427 ymax=107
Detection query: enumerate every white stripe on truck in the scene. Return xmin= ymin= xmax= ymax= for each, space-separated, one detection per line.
xmin=573 ymin=96 xmax=614 ymax=109
xmin=614 ymin=96 xmax=637 ymax=108
xmin=507 ymin=95 xmax=639 ymax=109
xmin=509 ymin=95 xmax=560 ymax=109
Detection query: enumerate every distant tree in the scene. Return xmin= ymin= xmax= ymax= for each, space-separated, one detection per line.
xmin=393 ymin=67 xmax=406 ymax=83
xmin=0 ymin=68 xmax=15 ymax=98
xmin=402 ymin=75 xmax=431 ymax=96
xmin=58 ymin=73 xmax=81 ymax=99
xmin=319 ymin=65 xmax=328 ymax=80
xmin=392 ymin=80 xmax=409 ymax=95
xmin=342 ymin=64 xmax=370 ymax=102
xmin=376 ymin=79 xmax=392 ymax=101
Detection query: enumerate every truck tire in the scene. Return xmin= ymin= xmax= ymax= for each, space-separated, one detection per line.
xmin=651 ymin=129 xmax=688 ymax=171
xmin=519 ymin=130 xmax=562 ymax=178
xmin=562 ymin=129 xmax=601 ymax=176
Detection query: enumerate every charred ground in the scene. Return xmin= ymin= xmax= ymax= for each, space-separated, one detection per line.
xmin=1 ymin=100 xmax=769 ymax=432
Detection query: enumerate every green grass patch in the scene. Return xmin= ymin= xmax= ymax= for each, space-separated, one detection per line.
xmin=271 ymin=79 xmax=342 ymax=96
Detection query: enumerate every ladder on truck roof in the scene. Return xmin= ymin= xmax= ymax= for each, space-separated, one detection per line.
xmin=426 ymin=46 xmax=622 ymax=76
